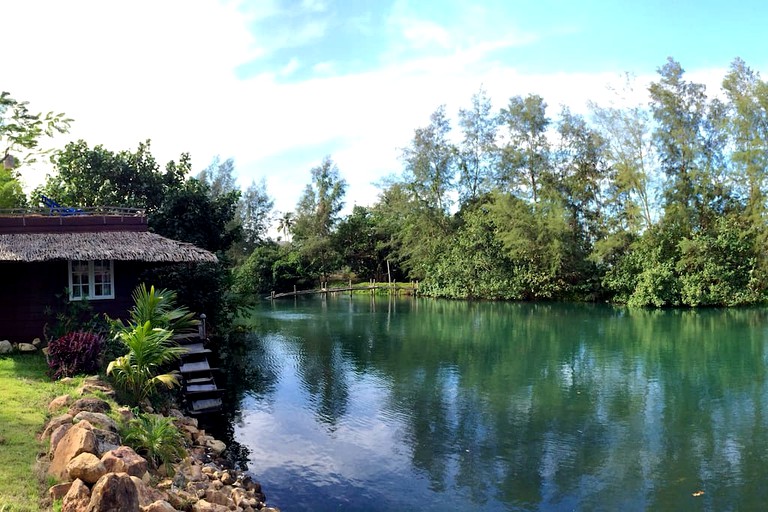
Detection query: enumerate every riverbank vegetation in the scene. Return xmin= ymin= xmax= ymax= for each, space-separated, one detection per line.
xmin=235 ymin=57 xmax=768 ymax=307
xmin=5 ymin=56 xmax=768 ymax=308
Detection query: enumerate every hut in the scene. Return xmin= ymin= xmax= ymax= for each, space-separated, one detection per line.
xmin=0 ymin=207 xmax=216 ymax=341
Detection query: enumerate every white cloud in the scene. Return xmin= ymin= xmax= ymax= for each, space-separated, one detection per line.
xmin=2 ymin=0 xmax=738 ymax=221
xmin=280 ymin=58 xmax=301 ymax=77
xmin=399 ymin=19 xmax=451 ymax=49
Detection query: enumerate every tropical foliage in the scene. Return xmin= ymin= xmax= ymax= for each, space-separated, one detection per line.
xmin=121 ymin=413 xmax=186 ymax=471
xmin=120 ymin=284 xmax=197 ymax=335
xmin=46 ymin=331 xmax=104 ymax=379
xmin=106 ymin=321 xmax=186 ymax=406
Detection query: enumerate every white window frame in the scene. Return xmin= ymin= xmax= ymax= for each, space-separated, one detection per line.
xmin=68 ymin=260 xmax=115 ymax=301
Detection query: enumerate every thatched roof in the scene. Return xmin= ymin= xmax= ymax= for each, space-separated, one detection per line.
xmin=0 ymin=231 xmax=217 ymax=263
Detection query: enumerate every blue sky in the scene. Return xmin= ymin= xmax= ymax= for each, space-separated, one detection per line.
xmin=5 ymin=0 xmax=768 ymax=217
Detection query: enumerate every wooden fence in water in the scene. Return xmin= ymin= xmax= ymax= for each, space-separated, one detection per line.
xmin=267 ymin=279 xmax=419 ymax=300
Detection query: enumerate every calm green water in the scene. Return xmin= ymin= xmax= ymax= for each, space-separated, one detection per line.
xmin=223 ymin=296 xmax=768 ymax=511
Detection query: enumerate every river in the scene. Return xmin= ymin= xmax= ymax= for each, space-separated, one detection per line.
xmin=213 ymin=296 xmax=768 ymax=511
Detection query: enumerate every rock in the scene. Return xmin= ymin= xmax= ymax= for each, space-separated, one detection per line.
xmin=240 ymin=474 xmax=261 ymax=494
xmin=32 ymin=337 xmax=42 ymax=347
xmin=168 ymin=408 xmax=186 ymax=419
xmin=49 ymin=423 xmax=73 ymax=454
xmin=0 ymin=340 xmax=12 ymax=354
xmin=191 ymin=499 xmax=230 ymax=512
xmin=220 ymin=471 xmax=235 ymax=485
xmin=117 ymin=407 xmax=134 ymax=424
xmin=80 ymin=377 xmax=116 ymax=398
xmin=166 ymin=488 xmax=197 ymax=511
xmin=87 ymin=472 xmax=140 ymax=512
xmin=179 ymin=424 xmax=200 ymax=442
xmin=48 ymin=481 xmax=73 ymax=501
xmin=74 ymin=411 xmax=119 ymax=433
xmin=49 ymin=424 xmax=97 ymax=480
xmin=174 ymin=414 xmax=198 ymax=428
xmin=17 ymin=342 xmax=36 ymax=352
xmin=204 ymin=489 xmax=233 ymax=508
xmin=75 ymin=420 xmax=94 ymax=430
xmin=130 ymin=475 xmax=170 ymax=507
xmin=91 ymin=427 xmax=122 ymax=456
xmin=142 ymin=500 xmax=177 ymax=512
xmin=62 ymin=479 xmax=91 ymax=512
xmin=43 ymin=413 xmax=73 ymax=440
xmin=48 ymin=395 xmax=73 ymax=413
xmin=156 ymin=479 xmax=174 ymax=490
xmin=205 ymin=439 xmax=226 ymax=456
xmin=68 ymin=397 xmax=111 ymax=416
xmin=178 ymin=461 xmax=205 ymax=483
xmin=101 ymin=446 xmax=149 ymax=478
xmin=66 ymin=452 xmax=107 ymax=484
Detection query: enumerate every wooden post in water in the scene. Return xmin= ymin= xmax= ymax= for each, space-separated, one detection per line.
xmin=293 ymin=284 xmax=297 ymax=295
xmin=271 ymin=291 xmax=275 ymax=299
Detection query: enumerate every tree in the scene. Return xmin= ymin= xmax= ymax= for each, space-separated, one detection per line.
xmin=0 ymin=167 xmax=25 ymax=208
xmin=292 ymin=156 xmax=347 ymax=281
xmin=589 ymin=77 xmax=656 ymax=234
xmin=293 ymin=156 xmax=347 ymax=240
xmin=649 ymin=58 xmax=722 ymax=230
xmin=38 ymin=139 xmax=184 ymax=211
xmin=554 ymin=108 xmax=609 ymax=249
xmin=276 ymin=211 xmax=295 ymax=241
xmin=372 ymin=179 xmax=452 ymax=281
xmin=0 ymin=91 xmax=71 ymax=169
xmin=333 ymin=205 xmax=389 ymax=280
xmin=457 ymin=88 xmax=498 ymax=203
xmin=401 ymin=105 xmax=456 ymax=212
xmin=498 ymin=94 xmax=551 ymax=203
xmin=198 ymin=156 xmax=237 ymax=198
xmin=232 ymin=179 xmax=274 ymax=259
xmin=150 ymin=177 xmax=240 ymax=254
xmin=722 ymin=58 xmax=768 ymax=229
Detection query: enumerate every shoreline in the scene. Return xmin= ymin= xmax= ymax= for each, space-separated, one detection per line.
xmin=41 ymin=375 xmax=279 ymax=512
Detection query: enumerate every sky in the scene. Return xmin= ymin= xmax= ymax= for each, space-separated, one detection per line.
xmin=5 ymin=0 xmax=768 ymax=217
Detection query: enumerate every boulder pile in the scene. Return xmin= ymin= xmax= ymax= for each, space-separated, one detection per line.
xmin=42 ymin=377 xmax=280 ymax=512
xmin=0 ymin=337 xmax=42 ymax=354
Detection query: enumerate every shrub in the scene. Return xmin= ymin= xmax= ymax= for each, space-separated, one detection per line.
xmin=47 ymin=331 xmax=104 ymax=379
xmin=106 ymin=322 xmax=186 ymax=406
xmin=122 ymin=413 xmax=186 ymax=471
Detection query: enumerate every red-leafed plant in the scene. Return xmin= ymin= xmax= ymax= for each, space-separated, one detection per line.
xmin=47 ymin=331 xmax=104 ymax=379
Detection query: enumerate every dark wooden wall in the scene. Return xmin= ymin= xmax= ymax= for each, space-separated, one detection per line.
xmin=0 ymin=260 xmax=151 ymax=342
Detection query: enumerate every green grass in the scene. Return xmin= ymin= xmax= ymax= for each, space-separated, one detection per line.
xmin=0 ymin=354 xmax=82 ymax=512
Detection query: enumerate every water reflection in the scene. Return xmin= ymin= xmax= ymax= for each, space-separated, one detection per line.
xmin=226 ymin=298 xmax=768 ymax=511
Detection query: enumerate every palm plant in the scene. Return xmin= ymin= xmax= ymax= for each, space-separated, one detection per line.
xmin=126 ymin=284 xmax=198 ymax=334
xmin=277 ymin=211 xmax=294 ymax=241
xmin=106 ymin=321 xmax=186 ymax=406
xmin=122 ymin=413 xmax=186 ymax=472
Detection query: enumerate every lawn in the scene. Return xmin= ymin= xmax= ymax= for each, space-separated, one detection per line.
xmin=0 ymin=353 xmax=81 ymax=512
